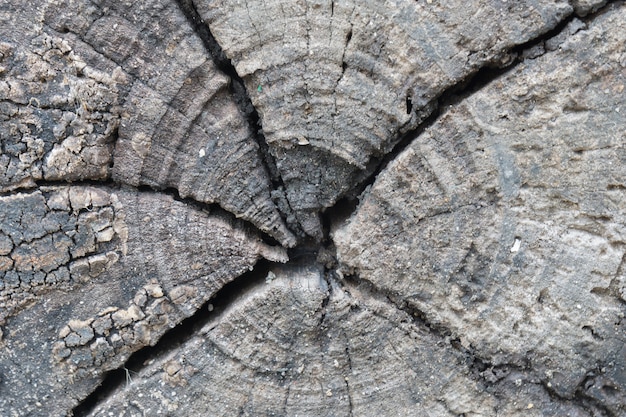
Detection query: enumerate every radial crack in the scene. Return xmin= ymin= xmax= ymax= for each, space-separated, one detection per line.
xmin=335 ymin=2 xmax=620 ymax=211
xmin=174 ymin=0 xmax=293 ymax=226
xmin=70 ymin=259 xmax=279 ymax=416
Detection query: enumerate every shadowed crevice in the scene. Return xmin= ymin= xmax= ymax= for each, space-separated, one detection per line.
xmin=0 ymin=179 xmax=119 ymax=198
xmin=107 ymin=125 xmax=120 ymax=171
xmin=572 ymin=375 xmax=618 ymax=417
xmin=331 ymin=1 xmax=620 ymax=216
xmin=135 ymin=184 xmax=284 ymax=247
xmin=70 ymin=258 xmax=277 ymax=417
xmin=338 ymin=273 xmax=453 ymax=340
xmin=338 ymin=272 xmax=615 ymax=415
xmin=320 ymin=196 xmax=360 ymax=243
xmin=174 ymin=0 xmax=295 ymax=229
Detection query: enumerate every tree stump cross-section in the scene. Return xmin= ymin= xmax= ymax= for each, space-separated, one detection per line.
xmin=0 ymin=0 xmax=624 ymax=416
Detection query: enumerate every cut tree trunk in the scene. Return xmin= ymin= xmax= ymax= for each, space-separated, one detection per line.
xmin=0 ymin=0 xmax=624 ymax=416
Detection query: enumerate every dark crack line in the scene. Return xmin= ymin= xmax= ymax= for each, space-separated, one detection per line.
xmin=70 ymin=258 xmax=278 ymax=417
xmin=174 ymin=0 xmax=296 ymax=234
xmin=338 ymin=269 xmax=514 ymax=382
xmin=3 ymin=179 xmax=285 ymax=249
xmin=293 ymin=223 xmax=554 ymax=405
xmin=0 ymin=178 xmax=120 ymax=199
xmin=339 ymin=265 xmax=626 ymax=415
xmin=339 ymin=272 xmax=455 ymax=341
xmin=542 ymin=378 xmax=618 ymax=417
xmin=107 ymin=125 xmax=120 ymax=171
xmin=326 ymin=2 xmax=620 ymax=220
xmin=318 ymin=272 xmax=332 ymax=329
xmin=136 ymin=184 xmax=286 ymax=248
xmin=344 ymin=339 xmax=354 ymax=417
xmin=280 ymin=385 xmax=291 ymax=416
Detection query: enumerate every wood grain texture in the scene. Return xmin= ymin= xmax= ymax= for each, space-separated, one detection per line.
xmin=86 ymin=265 xmax=610 ymax=416
xmin=82 ymin=266 xmax=592 ymax=416
xmin=0 ymin=0 xmax=624 ymax=415
xmin=0 ymin=186 xmax=285 ymax=415
xmin=2 ymin=0 xmax=296 ymax=246
xmin=197 ymin=0 xmax=599 ymax=237
xmin=335 ymin=4 xmax=626 ymax=413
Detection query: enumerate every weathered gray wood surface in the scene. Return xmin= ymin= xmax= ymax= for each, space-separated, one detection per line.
xmin=0 ymin=0 xmax=624 ymax=416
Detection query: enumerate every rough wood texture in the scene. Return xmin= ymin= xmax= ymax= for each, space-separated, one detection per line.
xmin=0 ymin=7 xmax=124 ymax=190
xmin=0 ymin=186 xmax=286 ymax=415
xmin=87 ymin=266 xmax=594 ymax=416
xmin=335 ymin=5 xmax=626 ymax=413
xmin=3 ymin=0 xmax=296 ymax=246
xmin=83 ymin=267 xmax=604 ymax=417
xmin=198 ymin=0 xmax=605 ymax=237
xmin=0 ymin=0 xmax=624 ymax=416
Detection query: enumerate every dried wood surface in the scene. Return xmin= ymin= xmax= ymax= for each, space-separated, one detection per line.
xmin=0 ymin=0 xmax=624 ymax=416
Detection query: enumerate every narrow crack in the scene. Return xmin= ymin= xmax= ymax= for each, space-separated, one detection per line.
xmin=339 ymin=272 xmax=454 ymax=339
xmin=174 ymin=0 xmax=294 ymax=228
xmin=70 ymin=258 xmax=278 ymax=417
xmin=335 ymin=3 xmax=617 ymax=213
xmin=34 ymin=178 xmax=118 ymax=193
xmin=0 ymin=178 xmax=119 ymax=198
xmin=107 ymin=125 xmax=120 ymax=172
xmin=135 ymin=184 xmax=285 ymax=248
xmin=281 ymin=384 xmax=291 ymax=416
xmin=344 ymin=341 xmax=354 ymax=417
xmin=2 ymin=179 xmax=285 ymax=248
xmin=337 ymin=269 xmax=623 ymax=415
xmin=318 ymin=272 xmax=332 ymax=328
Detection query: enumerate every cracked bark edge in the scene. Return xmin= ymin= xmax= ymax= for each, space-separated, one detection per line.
xmin=0 ymin=181 xmax=292 ymax=415
xmin=6 ymin=179 xmax=290 ymax=255
xmin=70 ymin=258 xmax=278 ymax=416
